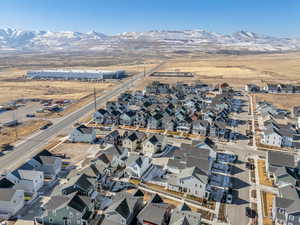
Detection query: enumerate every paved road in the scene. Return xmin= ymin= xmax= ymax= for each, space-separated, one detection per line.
xmin=220 ymin=142 xmax=266 ymax=225
xmin=0 ymin=62 xmax=165 ymax=173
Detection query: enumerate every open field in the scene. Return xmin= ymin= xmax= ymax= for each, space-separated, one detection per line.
xmin=0 ymin=119 xmax=50 ymax=145
xmin=157 ymin=52 xmax=300 ymax=87
xmin=255 ymin=93 xmax=300 ymax=110
xmin=0 ymin=80 xmax=114 ymax=105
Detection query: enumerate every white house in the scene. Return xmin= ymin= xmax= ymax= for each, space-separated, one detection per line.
xmin=69 ymin=124 xmax=96 ymax=143
xmin=125 ymin=154 xmax=152 ymax=178
xmin=142 ymin=134 xmax=165 ymax=157
xmin=28 ymin=150 xmax=62 ymax=179
xmin=262 ymin=128 xmax=283 ymax=147
xmin=167 ymin=167 xmax=209 ymax=199
xmin=0 ymin=188 xmax=24 ymax=219
xmin=8 ymin=163 xmax=44 ymax=195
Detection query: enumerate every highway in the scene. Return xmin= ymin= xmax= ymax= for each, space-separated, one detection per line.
xmin=0 ymin=62 xmax=165 ymax=173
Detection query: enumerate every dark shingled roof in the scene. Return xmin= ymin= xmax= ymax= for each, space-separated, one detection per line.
xmin=268 ymin=151 xmax=295 ymax=168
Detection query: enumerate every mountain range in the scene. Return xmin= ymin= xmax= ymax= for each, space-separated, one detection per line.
xmin=1 ymin=28 xmax=299 ymax=54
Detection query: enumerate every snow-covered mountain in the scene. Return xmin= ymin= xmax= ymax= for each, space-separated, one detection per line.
xmin=0 ymin=28 xmax=299 ymax=53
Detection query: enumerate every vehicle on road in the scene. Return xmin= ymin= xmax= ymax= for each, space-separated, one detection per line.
xmin=1 ymin=144 xmax=14 ymax=151
xmin=40 ymin=122 xmax=53 ymax=130
xmin=26 ymin=114 xmax=35 ymax=118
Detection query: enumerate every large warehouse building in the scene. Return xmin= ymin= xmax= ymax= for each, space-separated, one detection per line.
xmin=26 ymin=69 xmax=126 ymax=80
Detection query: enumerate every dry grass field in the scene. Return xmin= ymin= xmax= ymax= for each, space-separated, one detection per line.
xmin=0 ymin=119 xmax=50 ymax=145
xmin=0 ymin=80 xmax=115 ymax=105
xmin=0 ymin=57 xmax=160 ymax=105
xmin=158 ymin=52 xmax=300 ymax=87
xmin=255 ymin=93 xmax=300 ymax=110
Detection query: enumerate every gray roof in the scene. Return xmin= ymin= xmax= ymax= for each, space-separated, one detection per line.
xmin=169 ymin=203 xmax=202 ymax=225
xmin=137 ymin=197 xmax=169 ymax=225
xmin=0 ymin=188 xmax=17 ymax=201
xmin=268 ymin=151 xmax=295 ymax=168
xmin=276 ymin=185 xmax=300 ymax=214
xmin=76 ymin=124 xmax=94 ymax=134
xmin=0 ymin=177 xmax=15 ymax=188
xmin=126 ymin=153 xmax=148 ymax=168
xmin=107 ymin=198 xmax=130 ymax=219
xmin=178 ymin=167 xmax=208 ymax=184
xmin=44 ymin=193 xmax=90 ymax=213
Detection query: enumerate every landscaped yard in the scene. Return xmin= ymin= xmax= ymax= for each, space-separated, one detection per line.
xmin=261 ymin=191 xmax=274 ymax=225
xmin=257 ymin=160 xmax=273 ymax=187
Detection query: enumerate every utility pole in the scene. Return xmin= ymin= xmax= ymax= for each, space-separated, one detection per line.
xmin=13 ymin=110 xmax=18 ymax=141
xmin=93 ymin=87 xmax=97 ymax=113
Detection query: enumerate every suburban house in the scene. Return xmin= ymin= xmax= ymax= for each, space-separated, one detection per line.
xmin=261 ymin=123 xmax=295 ymax=148
xmin=102 ymin=189 xmax=144 ymax=225
xmin=104 ymin=130 xmax=121 ymax=145
xmin=245 ymin=84 xmax=260 ymax=93
xmin=166 ymin=143 xmax=214 ymax=175
xmin=147 ymin=113 xmax=163 ymax=130
xmin=169 ymin=203 xmax=202 ymax=225
xmin=28 ymin=150 xmax=62 ymax=179
xmin=125 ymin=153 xmax=152 ymax=178
xmin=69 ymin=124 xmax=96 ymax=143
xmin=167 ymin=166 xmax=210 ymax=199
xmin=293 ymin=106 xmax=300 ymax=118
xmin=7 ymin=163 xmax=44 ymax=195
xmin=93 ymin=108 xmax=110 ymax=124
xmin=137 ymin=194 xmax=171 ymax=225
xmin=97 ymin=145 xmax=127 ymax=168
xmin=272 ymin=185 xmax=300 ymax=225
xmin=264 ymin=84 xmax=280 ymax=93
xmin=37 ymin=192 xmax=95 ymax=225
xmin=266 ymin=151 xmax=298 ymax=187
xmin=122 ymin=131 xmax=146 ymax=152
xmin=56 ymin=173 xmax=96 ymax=197
xmin=192 ymin=120 xmax=210 ymax=136
xmin=142 ymin=134 xmax=166 ymax=157
xmin=120 ymin=111 xmax=136 ymax=126
xmin=0 ymin=188 xmax=24 ymax=219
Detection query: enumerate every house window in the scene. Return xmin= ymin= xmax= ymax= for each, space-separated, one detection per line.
xmin=289 ymin=215 xmax=294 ymax=221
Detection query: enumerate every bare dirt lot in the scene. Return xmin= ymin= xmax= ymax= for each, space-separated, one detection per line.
xmin=50 ymin=142 xmax=101 ymax=165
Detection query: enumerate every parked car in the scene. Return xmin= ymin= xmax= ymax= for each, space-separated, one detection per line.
xmin=26 ymin=114 xmax=35 ymax=118
xmin=1 ymin=144 xmax=14 ymax=151
xmin=226 ymin=193 xmax=233 ymax=204
xmin=245 ymin=207 xmax=256 ymax=218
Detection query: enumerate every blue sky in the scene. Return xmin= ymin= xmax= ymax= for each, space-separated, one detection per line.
xmin=1 ymin=0 xmax=299 ymax=37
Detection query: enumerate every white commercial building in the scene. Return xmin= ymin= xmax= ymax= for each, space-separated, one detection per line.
xmin=26 ymin=69 xmax=126 ymax=80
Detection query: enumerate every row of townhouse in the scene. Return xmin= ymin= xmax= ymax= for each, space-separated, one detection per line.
xmin=145 ymin=81 xmax=213 ymax=95
xmin=0 ymin=150 xmax=62 ymax=219
xmin=92 ymin=83 xmax=239 ymax=140
xmin=265 ymin=151 xmax=300 ymax=225
xmin=102 ymin=190 xmax=202 ymax=225
xmin=33 ymin=141 xmax=203 ymax=225
xmin=245 ymin=83 xmax=300 ymax=94
xmin=261 ymin=117 xmax=299 ymax=148
xmin=257 ymin=101 xmax=290 ymax=119
xmin=68 ymin=125 xmax=235 ymax=202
